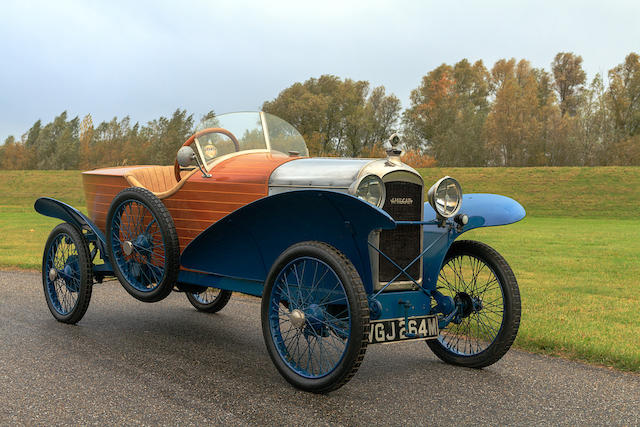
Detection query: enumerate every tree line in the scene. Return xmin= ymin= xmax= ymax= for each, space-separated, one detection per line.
xmin=1 ymin=52 xmax=638 ymax=169
xmin=402 ymin=52 xmax=640 ymax=166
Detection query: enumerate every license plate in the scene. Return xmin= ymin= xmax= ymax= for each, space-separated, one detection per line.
xmin=368 ymin=315 xmax=439 ymax=344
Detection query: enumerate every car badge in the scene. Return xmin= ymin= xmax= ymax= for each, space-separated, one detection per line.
xmin=390 ymin=197 xmax=413 ymax=205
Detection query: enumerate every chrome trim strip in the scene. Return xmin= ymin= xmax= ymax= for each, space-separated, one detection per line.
xmin=259 ymin=111 xmax=272 ymax=151
xmin=269 ymin=184 xmax=350 ymax=189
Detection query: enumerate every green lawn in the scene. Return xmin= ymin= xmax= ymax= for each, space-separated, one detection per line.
xmin=1 ymin=168 xmax=639 ymax=371
xmin=465 ymin=217 xmax=639 ymax=371
xmin=0 ymin=171 xmax=86 ymax=269
xmin=418 ymin=166 xmax=640 ymax=218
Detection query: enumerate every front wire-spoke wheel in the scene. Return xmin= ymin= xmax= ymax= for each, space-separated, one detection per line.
xmin=186 ymin=288 xmax=232 ymax=313
xmin=427 ymin=240 xmax=521 ymax=368
xmin=106 ymin=187 xmax=179 ymax=303
xmin=261 ymin=241 xmax=369 ymax=393
xmin=42 ymin=223 xmax=92 ymax=324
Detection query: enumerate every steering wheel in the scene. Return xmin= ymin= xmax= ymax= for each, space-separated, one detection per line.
xmin=174 ymin=127 xmax=241 ymax=182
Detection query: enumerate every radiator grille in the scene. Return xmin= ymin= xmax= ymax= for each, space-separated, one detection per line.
xmin=379 ymin=181 xmax=422 ymax=283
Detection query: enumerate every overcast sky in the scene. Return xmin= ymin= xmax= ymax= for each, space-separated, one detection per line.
xmin=1 ymin=0 xmax=639 ymax=141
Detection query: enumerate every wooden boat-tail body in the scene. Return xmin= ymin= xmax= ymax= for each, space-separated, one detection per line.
xmin=82 ymin=152 xmax=295 ymax=251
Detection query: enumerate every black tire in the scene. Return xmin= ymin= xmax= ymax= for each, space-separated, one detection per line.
xmin=42 ymin=223 xmax=92 ymax=324
xmin=186 ymin=288 xmax=232 ymax=313
xmin=261 ymin=241 xmax=370 ymax=393
xmin=106 ymin=187 xmax=179 ymax=303
xmin=427 ymin=240 xmax=521 ymax=368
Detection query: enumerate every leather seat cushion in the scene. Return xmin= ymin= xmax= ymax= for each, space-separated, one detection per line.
xmin=125 ymin=166 xmax=177 ymax=194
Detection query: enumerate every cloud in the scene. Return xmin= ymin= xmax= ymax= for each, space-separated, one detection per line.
xmin=1 ymin=0 xmax=639 ymax=141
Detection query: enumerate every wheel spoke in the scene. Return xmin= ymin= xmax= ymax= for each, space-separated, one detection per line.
xmin=45 ymin=232 xmax=81 ymax=316
xmin=111 ymin=198 xmax=169 ymax=293
xmin=268 ymin=256 xmax=351 ymax=379
xmin=435 ymin=248 xmax=508 ymax=356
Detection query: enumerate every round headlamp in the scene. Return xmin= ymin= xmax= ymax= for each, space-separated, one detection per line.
xmin=427 ymin=176 xmax=462 ymax=218
xmin=353 ymin=175 xmax=385 ymax=207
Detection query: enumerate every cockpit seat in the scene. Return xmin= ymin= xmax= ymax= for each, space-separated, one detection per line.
xmin=124 ymin=165 xmax=195 ymax=199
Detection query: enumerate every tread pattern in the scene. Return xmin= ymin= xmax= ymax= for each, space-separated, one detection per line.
xmin=106 ymin=187 xmax=179 ymax=302
xmin=42 ymin=222 xmax=93 ymax=324
xmin=186 ymin=289 xmax=233 ymax=313
xmin=261 ymin=241 xmax=370 ymax=393
xmin=304 ymin=241 xmax=370 ymax=392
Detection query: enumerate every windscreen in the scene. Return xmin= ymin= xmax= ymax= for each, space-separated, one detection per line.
xmin=192 ymin=112 xmax=308 ymax=167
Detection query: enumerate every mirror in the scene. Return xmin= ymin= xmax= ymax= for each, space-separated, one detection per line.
xmin=177 ymin=146 xmax=195 ymax=167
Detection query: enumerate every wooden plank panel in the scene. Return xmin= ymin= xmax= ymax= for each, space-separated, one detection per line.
xmin=83 ymin=173 xmax=128 ymax=231
xmin=170 ymin=190 xmax=261 ymax=204
xmin=81 ymin=153 xmax=297 ymax=253
xmin=162 ymin=199 xmax=245 ymax=212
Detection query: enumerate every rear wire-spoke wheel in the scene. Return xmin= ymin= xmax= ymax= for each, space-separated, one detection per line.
xmin=42 ymin=223 xmax=92 ymax=324
xmin=106 ymin=187 xmax=179 ymax=303
xmin=427 ymin=240 xmax=521 ymax=368
xmin=261 ymin=241 xmax=369 ymax=393
xmin=186 ymin=288 xmax=232 ymax=313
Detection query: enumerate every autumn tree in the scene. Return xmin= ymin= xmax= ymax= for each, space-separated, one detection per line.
xmin=4 ymin=52 xmax=640 ymax=170
xmin=552 ymin=52 xmax=587 ymax=116
xmin=146 ymin=109 xmax=195 ymax=165
xmin=26 ymin=111 xmax=81 ymax=169
xmin=22 ymin=119 xmax=40 ymax=168
xmin=485 ymin=59 xmax=540 ymax=165
xmin=263 ymin=75 xmax=401 ymax=156
xmin=606 ymin=53 xmax=640 ymax=164
xmin=403 ymin=59 xmax=490 ymax=166
xmin=0 ymin=136 xmax=32 ymax=169
xmin=91 ymin=117 xmax=133 ymax=167
xmin=362 ymin=86 xmax=402 ymax=149
xmin=79 ymin=114 xmax=94 ymax=170
xmin=536 ymin=66 xmax=577 ymax=166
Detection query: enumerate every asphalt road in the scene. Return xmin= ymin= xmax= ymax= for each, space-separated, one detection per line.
xmin=1 ymin=270 xmax=638 ymax=426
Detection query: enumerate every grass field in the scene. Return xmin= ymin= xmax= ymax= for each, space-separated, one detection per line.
xmin=1 ymin=167 xmax=639 ymax=371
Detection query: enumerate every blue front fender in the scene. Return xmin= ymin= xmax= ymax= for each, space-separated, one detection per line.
xmin=421 ymin=193 xmax=525 ymax=290
xmin=181 ymin=190 xmax=396 ymax=293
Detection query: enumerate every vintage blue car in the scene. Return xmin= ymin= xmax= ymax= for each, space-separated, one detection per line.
xmin=35 ymin=111 xmax=524 ymax=393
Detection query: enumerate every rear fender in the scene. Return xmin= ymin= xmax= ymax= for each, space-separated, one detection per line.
xmin=34 ymin=197 xmax=108 ymax=260
xmin=421 ymin=193 xmax=525 ymax=290
xmin=181 ymin=190 xmax=396 ymax=293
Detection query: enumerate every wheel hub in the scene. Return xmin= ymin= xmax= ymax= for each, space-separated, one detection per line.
xmin=304 ymin=304 xmax=329 ymax=337
xmin=63 ymin=264 xmax=80 ymax=292
xmin=290 ymin=309 xmax=306 ymax=329
xmin=123 ymin=241 xmax=134 ymax=256
xmin=133 ymin=234 xmax=151 ymax=250
xmin=455 ymin=292 xmax=475 ymax=318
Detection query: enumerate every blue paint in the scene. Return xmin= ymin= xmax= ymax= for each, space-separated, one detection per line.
xmin=373 ymin=290 xmax=431 ymax=320
xmin=178 ymin=269 xmax=265 ymax=297
xmin=109 ymin=199 xmax=166 ymax=292
xmin=266 ymin=256 xmax=351 ymax=378
xmin=181 ymin=190 xmax=396 ymax=293
xmin=34 ymin=197 xmax=106 ymax=246
xmin=421 ymin=193 xmax=526 ymax=291
xmin=43 ymin=231 xmax=82 ymax=315
xmin=35 ymin=197 xmax=115 ymax=276
xmin=423 ymin=193 xmax=526 ymax=226
xmin=36 ymin=190 xmax=524 ymax=326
